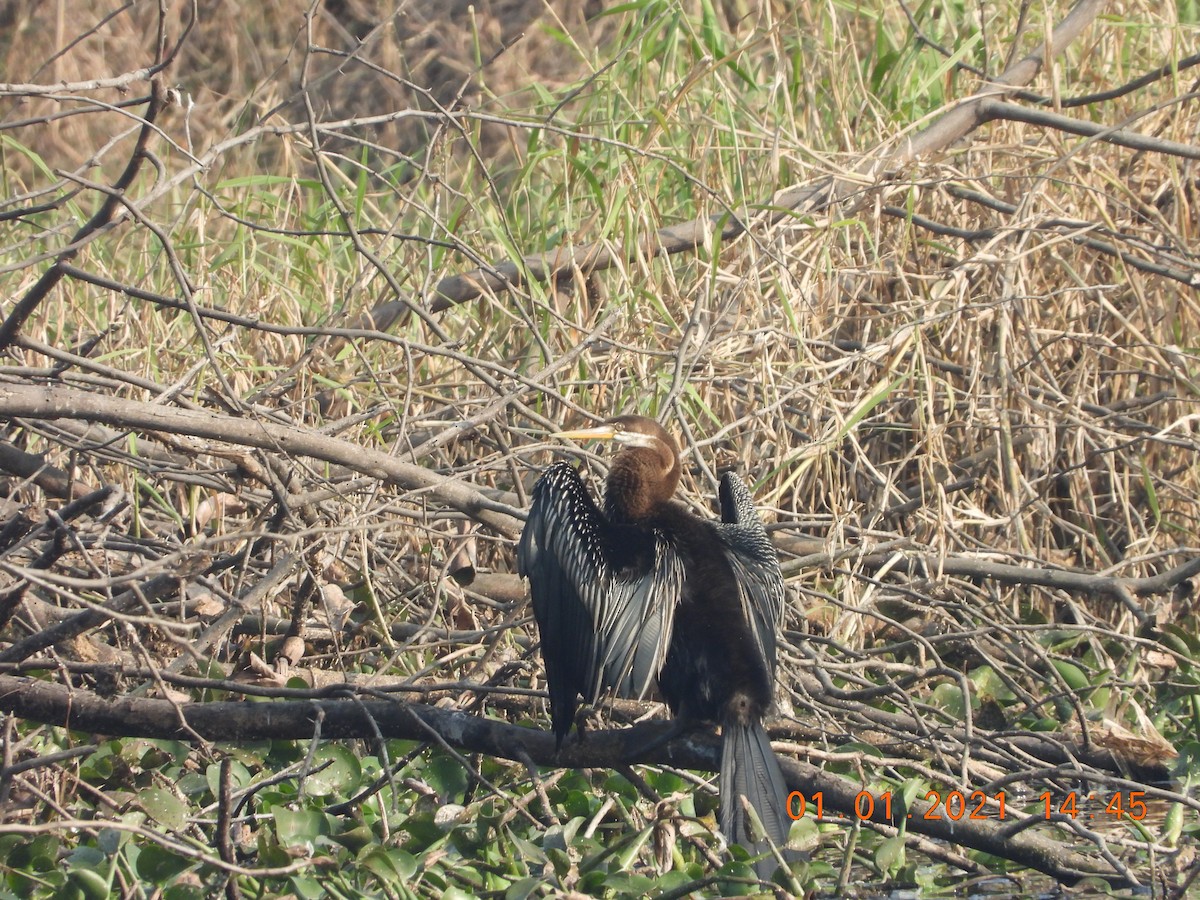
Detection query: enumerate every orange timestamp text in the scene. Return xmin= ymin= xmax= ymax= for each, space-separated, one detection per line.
xmin=786 ymin=790 xmax=1152 ymax=822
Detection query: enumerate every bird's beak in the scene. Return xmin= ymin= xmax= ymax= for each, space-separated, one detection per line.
xmin=551 ymin=424 xmax=620 ymax=442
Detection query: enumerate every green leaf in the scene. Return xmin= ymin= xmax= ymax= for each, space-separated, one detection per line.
xmin=135 ymin=844 xmax=193 ymax=883
xmin=305 ymin=744 xmax=362 ymax=797
xmin=359 ymin=846 xmax=418 ymax=883
xmin=424 ymin=752 xmax=469 ymax=800
xmin=614 ymin=825 xmax=654 ymax=870
xmin=875 ymin=834 xmax=906 ymax=876
xmin=139 ymin=788 xmax=188 ymax=830
xmin=929 ymin=682 xmax=967 ymax=716
xmin=163 ymin=883 xmax=209 ymax=900
xmin=333 ymin=823 xmax=375 ymax=853
xmin=1051 ymin=659 xmax=1090 ymax=692
xmin=273 ymin=807 xmax=330 ymax=850
xmin=205 ymin=763 xmax=252 ymax=801
xmin=505 ymin=876 xmax=543 ymax=900
xmin=65 ymin=868 xmax=111 ymax=900
xmin=836 ymin=373 xmax=910 ymax=442
xmin=596 ymin=873 xmax=655 ymax=895
xmin=287 ymin=875 xmax=327 ymax=900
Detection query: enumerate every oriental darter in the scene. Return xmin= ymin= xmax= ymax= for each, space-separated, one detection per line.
xmin=517 ymin=415 xmax=789 ymax=876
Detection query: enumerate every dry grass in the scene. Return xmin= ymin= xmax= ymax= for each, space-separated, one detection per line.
xmin=1 ymin=0 xmax=1199 ymax=893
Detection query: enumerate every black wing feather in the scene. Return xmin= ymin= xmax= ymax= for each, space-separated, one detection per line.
xmin=716 ymin=472 xmax=785 ymax=678
xmin=517 ymin=462 xmax=683 ymax=745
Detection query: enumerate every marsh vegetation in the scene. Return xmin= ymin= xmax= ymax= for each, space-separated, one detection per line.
xmin=0 ymin=1 xmax=1198 ymax=896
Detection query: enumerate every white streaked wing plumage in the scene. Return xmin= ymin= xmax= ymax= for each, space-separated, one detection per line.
xmin=715 ymin=472 xmax=785 ymax=676
xmin=518 ymin=463 xmax=681 ymax=712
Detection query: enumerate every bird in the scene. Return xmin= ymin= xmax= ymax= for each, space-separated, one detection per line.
xmin=516 ymin=415 xmax=789 ymax=877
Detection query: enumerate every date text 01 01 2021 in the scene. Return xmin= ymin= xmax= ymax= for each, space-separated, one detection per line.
xmin=786 ymin=790 xmax=1151 ymax=822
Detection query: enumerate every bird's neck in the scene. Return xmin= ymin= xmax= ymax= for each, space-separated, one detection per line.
xmin=604 ymin=447 xmax=680 ymax=523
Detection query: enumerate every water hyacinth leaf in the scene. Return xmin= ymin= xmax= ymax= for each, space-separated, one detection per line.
xmin=304 ymin=744 xmax=362 ymax=797
xmin=139 ymin=788 xmax=188 ymax=830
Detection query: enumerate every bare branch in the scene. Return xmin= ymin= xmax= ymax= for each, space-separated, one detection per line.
xmin=980 ymin=98 xmax=1200 ymax=160
xmin=0 ymin=86 xmax=165 ymax=350
xmin=0 ymin=381 xmax=523 ymax=537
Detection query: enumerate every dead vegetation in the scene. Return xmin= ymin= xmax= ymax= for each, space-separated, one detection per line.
xmin=1 ymin=0 xmax=1199 ymax=895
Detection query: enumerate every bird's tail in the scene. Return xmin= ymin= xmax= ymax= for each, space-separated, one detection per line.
xmin=720 ymin=718 xmax=789 ymax=878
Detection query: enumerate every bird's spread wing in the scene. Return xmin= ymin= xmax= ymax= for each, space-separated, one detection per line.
xmin=715 ymin=472 xmax=785 ymax=676
xmin=517 ymin=462 xmax=683 ymax=743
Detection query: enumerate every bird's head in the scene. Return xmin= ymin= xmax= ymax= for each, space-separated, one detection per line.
xmin=553 ymin=416 xmax=681 ymax=519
